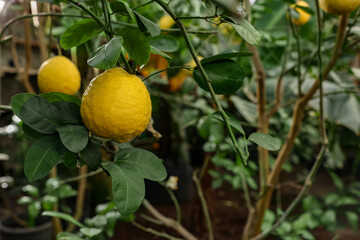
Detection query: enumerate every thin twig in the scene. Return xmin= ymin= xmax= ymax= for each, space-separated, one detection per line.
xmin=176 ymin=15 xmax=217 ymax=20
xmin=160 ymin=182 xmax=182 ymax=223
xmin=193 ymin=171 xmax=214 ymax=240
xmin=142 ymin=66 xmax=189 ymax=82
xmin=132 ymin=0 xmax=154 ymax=10
xmin=60 ymin=168 xmax=103 ymax=184
xmin=132 ymin=221 xmax=184 ymax=240
xmin=142 ymin=199 xmax=198 ymax=240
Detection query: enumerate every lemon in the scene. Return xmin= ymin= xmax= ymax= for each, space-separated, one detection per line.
xmin=158 ymin=15 xmax=175 ymax=29
xmin=290 ymin=1 xmax=311 ymax=26
xmin=80 ymin=67 xmax=152 ymax=143
xmin=37 ymin=56 xmax=81 ymax=95
xmin=319 ymin=0 xmax=360 ymax=14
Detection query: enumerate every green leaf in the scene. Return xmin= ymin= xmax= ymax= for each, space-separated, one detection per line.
xmin=229 ymin=19 xmax=261 ymax=46
xmin=328 ymin=171 xmax=344 ymax=190
xmin=345 ymin=211 xmax=358 ymax=230
xmin=42 ymin=211 xmax=85 ymax=228
xmin=17 ymin=196 xmax=33 ymax=205
xmin=58 ymin=184 xmax=77 ymax=199
xmin=201 ymin=51 xmax=253 ymax=65
xmin=63 ymin=151 xmax=78 ymax=169
xmin=22 ymin=185 xmax=39 ymax=197
xmin=150 ymin=46 xmax=172 ymax=60
xmin=248 ymin=132 xmax=281 ymax=151
xmin=115 ymin=148 xmax=167 ymax=181
xmin=60 ymin=19 xmax=103 ymax=50
xmin=19 ymin=96 xmax=62 ymax=134
xmin=134 ymin=11 xmax=160 ymax=37
xmin=57 ymin=125 xmax=89 ymax=153
xmin=148 ymin=35 xmax=179 ymax=52
xmin=22 ymin=123 xmax=44 ymax=140
xmin=110 ymin=1 xmax=135 ymax=19
xmin=80 ymin=228 xmax=102 ymax=238
xmin=211 ymin=111 xmax=245 ymax=135
xmin=101 ymin=161 xmax=145 ymax=216
xmin=28 ymin=201 xmax=41 ymax=226
xmin=10 ymin=93 xmax=36 ymax=117
xmin=42 ymin=195 xmax=58 ymax=210
xmin=40 ymin=92 xmax=81 ymax=106
xmin=52 ymin=101 xmax=82 ymax=124
xmin=193 ymin=60 xmax=244 ymax=94
xmin=24 ymin=135 xmax=67 ymax=182
xmin=79 ymin=141 xmax=101 ymax=171
xmin=57 ymin=232 xmax=84 ymax=240
xmin=118 ymin=27 xmax=151 ymax=65
xmin=88 ymin=36 xmax=124 ymax=70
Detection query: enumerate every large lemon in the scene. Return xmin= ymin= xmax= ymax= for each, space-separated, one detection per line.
xmin=290 ymin=1 xmax=311 ymax=26
xmin=80 ymin=68 xmax=152 ymax=143
xmin=37 ymin=56 xmax=81 ymax=95
xmin=319 ymin=0 xmax=360 ymax=14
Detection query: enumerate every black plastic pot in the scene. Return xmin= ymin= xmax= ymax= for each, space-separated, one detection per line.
xmin=0 ymin=214 xmax=53 ymax=240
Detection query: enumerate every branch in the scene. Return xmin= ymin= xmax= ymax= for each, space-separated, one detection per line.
xmin=142 ymin=199 xmax=198 ymax=240
xmin=251 ymin=146 xmax=327 ymax=240
xmin=251 ymin=13 xmax=349 ymax=237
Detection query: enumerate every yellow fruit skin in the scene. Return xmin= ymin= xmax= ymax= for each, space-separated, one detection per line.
xmin=319 ymin=0 xmax=360 ymax=14
xmin=37 ymin=56 xmax=81 ymax=95
xmin=158 ymin=15 xmax=175 ymax=29
xmin=290 ymin=1 xmax=311 ymax=26
xmin=80 ymin=68 xmax=152 ymax=143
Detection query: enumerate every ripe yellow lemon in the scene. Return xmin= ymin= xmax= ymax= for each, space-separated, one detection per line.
xmin=158 ymin=15 xmax=175 ymax=29
xmin=290 ymin=1 xmax=311 ymax=26
xmin=80 ymin=67 xmax=152 ymax=143
xmin=319 ymin=0 xmax=360 ymax=14
xmin=37 ymin=56 xmax=81 ymax=95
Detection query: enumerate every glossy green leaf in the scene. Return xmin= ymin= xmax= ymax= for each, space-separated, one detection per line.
xmin=40 ymin=92 xmax=81 ymax=106
xmin=148 ymin=35 xmax=179 ymax=52
xmin=345 ymin=211 xmax=358 ymax=230
xmin=52 ymin=101 xmax=82 ymax=124
xmin=19 ymin=96 xmax=62 ymax=134
xmin=248 ymin=132 xmax=281 ymax=151
xmin=211 ymin=111 xmax=245 ymax=135
xmin=57 ymin=125 xmax=89 ymax=153
xmin=17 ymin=196 xmax=33 ymax=205
xmin=42 ymin=195 xmax=58 ymax=210
xmin=101 ymin=161 xmax=145 ymax=216
xmin=150 ymin=46 xmax=171 ymax=60
xmin=201 ymin=51 xmax=253 ymax=65
xmin=115 ymin=148 xmax=167 ymax=181
xmin=88 ymin=36 xmax=124 ymax=69
xmin=193 ymin=60 xmax=244 ymax=94
xmin=10 ymin=93 xmax=36 ymax=117
xmin=63 ymin=151 xmax=78 ymax=169
xmin=24 ymin=135 xmax=67 ymax=182
xmin=118 ymin=27 xmax=151 ymax=65
xmin=134 ymin=11 xmax=160 ymax=37
xmin=230 ymin=19 xmax=261 ymax=46
xmin=79 ymin=141 xmax=101 ymax=171
xmin=60 ymin=19 xmax=103 ymax=50
xmin=22 ymin=123 xmax=44 ymax=140
xmin=80 ymin=228 xmax=102 ymax=238
xmin=57 ymin=232 xmax=84 ymax=240
xmin=43 ymin=211 xmax=85 ymax=228
xmin=110 ymin=1 xmax=135 ymax=19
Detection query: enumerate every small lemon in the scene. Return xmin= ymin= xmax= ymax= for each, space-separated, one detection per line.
xmin=319 ymin=0 xmax=360 ymax=14
xmin=290 ymin=1 xmax=311 ymax=26
xmin=158 ymin=15 xmax=175 ymax=29
xmin=37 ymin=56 xmax=81 ymax=95
xmin=80 ymin=67 xmax=151 ymax=143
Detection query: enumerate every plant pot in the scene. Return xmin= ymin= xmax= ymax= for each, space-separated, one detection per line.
xmin=0 ymin=214 xmax=53 ymax=240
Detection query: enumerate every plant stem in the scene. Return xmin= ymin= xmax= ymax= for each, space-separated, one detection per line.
xmin=251 ymin=146 xmax=327 ymax=240
xmin=142 ymin=199 xmax=198 ymax=240
xmin=193 ymin=171 xmax=214 ymax=240
xmin=142 ymin=66 xmax=188 ymax=81
xmin=0 ymin=188 xmax=29 ymax=227
xmin=60 ymin=168 xmax=103 ymax=184
xmin=176 ymin=15 xmax=217 ymax=20
xmin=0 ymin=104 xmax=12 ymax=111
xmin=288 ymin=7 xmax=302 ymax=97
xmin=132 ymin=0 xmax=154 ymax=10
xmin=153 ymin=0 xmax=247 ymax=165
xmin=132 ymin=221 xmax=184 ymax=240
xmin=161 ymin=182 xmax=182 ymax=223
